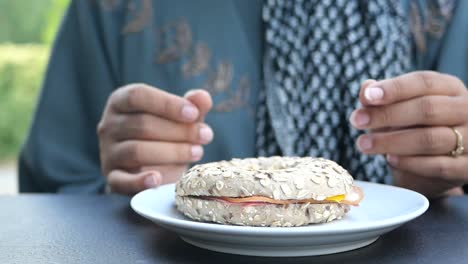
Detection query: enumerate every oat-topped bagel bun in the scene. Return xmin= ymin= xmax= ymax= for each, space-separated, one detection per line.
xmin=175 ymin=157 xmax=364 ymax=227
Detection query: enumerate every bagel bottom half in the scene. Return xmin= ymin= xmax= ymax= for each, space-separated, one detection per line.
xmin=176 ymin=196 xmax=350 ymax=227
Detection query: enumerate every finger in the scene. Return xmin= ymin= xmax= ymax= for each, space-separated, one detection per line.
xmin=350 ymin=95 xmax=468 ymax=129
xmin=362 ymin=79 xmax=377 ymax=90
xmin=388 ymin=155 xmax=468 ymax=183
xmin=111 ymin=84 xmax=200 ymax=122
xmin=356 ymin=126 xmax=466 ymax=155
xmin=111 ymin=140 xmax=204 ymax=170
xmin=360 ymin=71 xmax=465 ymax=106
xmin=107 ymin=170 xmax=162 ymax=195
xmin=184 ymin=89 xmax=213 ymax=122
xmin=392 ymin=169 xmax=460 ymax=199
xmin=445 ymin=187 xmax=465 ymax=196
xmin=142 ymin=164 xmax=188 ymax=185
xmin=109 ymin=114 xmax=213 ymax=144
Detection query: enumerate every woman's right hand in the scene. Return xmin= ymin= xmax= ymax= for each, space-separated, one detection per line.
xmin=97 ymin=84 xmax=213 ymax=195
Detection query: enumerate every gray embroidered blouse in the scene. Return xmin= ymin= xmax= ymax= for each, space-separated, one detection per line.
xmin=19 ymin=0 xmax=468 ymax=193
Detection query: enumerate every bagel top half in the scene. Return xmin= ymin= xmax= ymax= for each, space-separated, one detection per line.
xmin=176 ymin=156 xmax=363 ymax=206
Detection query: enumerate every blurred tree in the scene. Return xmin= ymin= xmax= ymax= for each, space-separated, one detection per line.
xmin=0 ymin=45 xmax=49 ymax=160
xmin=0 ymin=0 xmax=70 ymax=161
xmin=42 ymin=0 xmax=71 ymax=44
xmin=0 ymin=0 xmax=51 ymax=43
xmin=0 ymin=0 xmax=70 ymax=44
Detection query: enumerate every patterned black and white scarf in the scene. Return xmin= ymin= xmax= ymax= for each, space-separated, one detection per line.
xmin=256 ymin=0 xmax=412 ymax=183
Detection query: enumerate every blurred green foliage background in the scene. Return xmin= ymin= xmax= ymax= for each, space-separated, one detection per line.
xmin=0 ymin=0 xmax=70 ymax=162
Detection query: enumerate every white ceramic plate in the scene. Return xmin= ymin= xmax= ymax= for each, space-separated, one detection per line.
xmin=131 ymin=181 xmax=429 ymax=257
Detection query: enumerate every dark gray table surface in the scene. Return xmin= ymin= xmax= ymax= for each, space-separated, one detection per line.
xmin=1 ymin=194 xmax=467 ymax=264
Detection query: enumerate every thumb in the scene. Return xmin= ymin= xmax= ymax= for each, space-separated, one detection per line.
xmin=107 ymin=170 xmax=162 ymax=195
xmin=184 ymin=89 xmax=213 ymax=121
xmin=141 ymin=164 xmax=188 ymax=185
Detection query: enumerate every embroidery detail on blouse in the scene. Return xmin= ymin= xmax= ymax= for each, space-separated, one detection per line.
xmin=182 ymin=42 xmax=212 ymax=77
xmin=438 ymin=0 xmax=456 ymax=18
xmin=156 ymin=20 xmax=192 ymax=64
xmin=154 ymin=19 xmax=252 ymax=113
xmin=96 ymin=0 xmax=254 ymax=113
xmin=122 ymin=0 xmax=153 ymax=34
xmin=214 ymin=75 xmax=251 ymax=112
xmin=409 ymin=0 xmax=456 ymax=54
xmin=203 ymin=62 xmax=234 ymax=94
xmin=410 ymin=2 xmax=426 ymax=53
xmin=95 ymin=2 xmax=252 ymax=113
xmin=426 ymin=0 xmax=454 ymax=38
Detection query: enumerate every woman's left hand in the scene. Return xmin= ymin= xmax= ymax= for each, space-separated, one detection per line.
xmin=350 ymin=71 xmax=467 ymax=198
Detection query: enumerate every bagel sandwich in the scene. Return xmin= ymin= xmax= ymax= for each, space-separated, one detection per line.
xmin=175 ymin=157 xmax=364 ymax=227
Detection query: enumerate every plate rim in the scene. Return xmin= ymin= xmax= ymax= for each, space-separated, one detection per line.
xmin=131 ymin=181 xmax=429 ymax=236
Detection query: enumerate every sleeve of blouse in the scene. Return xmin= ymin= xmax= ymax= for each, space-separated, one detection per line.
xmin=18 ymin=0 xmax=123 ymax=193
xmin=434 ymin=0 xmax=468 ymax=85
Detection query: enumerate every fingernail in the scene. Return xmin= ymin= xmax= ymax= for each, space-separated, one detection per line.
xmin=350 ymin=110 xmax=370 ymax=127
xmin=386 ymin=154 xmax=399 ymax=165
xmin=362 ymin=79 xmax=377 ymax=89
xmin=191 ymin=145 xmax=203 ymax=160
xmin=143 ymin=172 xmax=161 ymax=188
xmin=364 ymin=87 xmax=384 ymax=101
xmin=181 ymin=104 xmax=199 ymax=121
xmin=357 ymin=136 xmax=373 ymax=151
xmin=184 ymin=89 xmax=198 ymax=98
xmin=199 ymin=125 xmax=214 ymax=143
